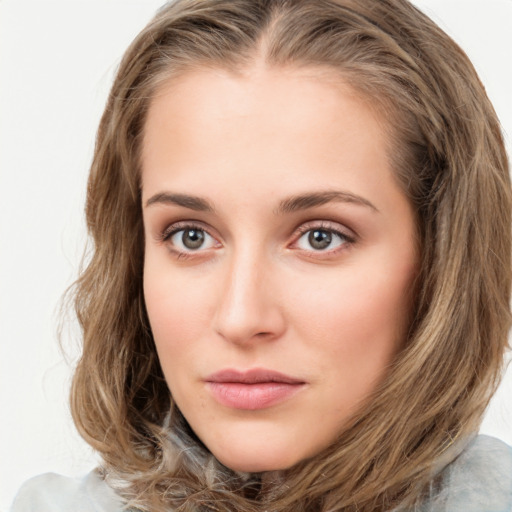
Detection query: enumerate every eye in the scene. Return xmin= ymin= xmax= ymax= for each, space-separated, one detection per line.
xmin=166 ymin=226 xmax=218 ymax=252
xmin=295 ymin=227 xmax=351 ymax=252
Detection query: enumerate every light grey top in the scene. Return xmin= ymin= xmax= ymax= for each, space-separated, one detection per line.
xmin=10 ymin=470 xmax=123 ymax=512
xmin=10 ymin=435 xmax=512 ymax=511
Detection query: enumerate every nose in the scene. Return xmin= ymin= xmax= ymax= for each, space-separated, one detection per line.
xmin=213 ymin=250 xmax=286 ymax=346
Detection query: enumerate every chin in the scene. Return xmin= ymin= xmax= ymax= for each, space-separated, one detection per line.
xmin=212 ymin=447 xmax=302 ymax=473
xmin=219 ymin=458 xmax=292 ymax=473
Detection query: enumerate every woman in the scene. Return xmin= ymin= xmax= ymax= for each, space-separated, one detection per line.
xmin=12 ymin=0 xmax=512 ymax=510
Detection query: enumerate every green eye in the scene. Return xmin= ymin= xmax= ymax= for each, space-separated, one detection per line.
xmin=297 ymin=229 xmax=347 ymax=251
xmin=182 ymin=229 xmax=205 ymax=249
xmin=170 ymin=228 xmax=216 ymax=251
xmin=308 ymin=230 xmax=332 ymax=250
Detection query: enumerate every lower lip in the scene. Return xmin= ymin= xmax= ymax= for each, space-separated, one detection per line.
xmin=206 ymin=382 xmax=305 ymax=410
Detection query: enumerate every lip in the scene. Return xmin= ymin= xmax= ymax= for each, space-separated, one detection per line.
xmin=204 ymin=368 xmax=306 ymax=410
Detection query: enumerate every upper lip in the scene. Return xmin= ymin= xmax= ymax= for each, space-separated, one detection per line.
xmin=205 ymin=368 xmax=305 ymax=384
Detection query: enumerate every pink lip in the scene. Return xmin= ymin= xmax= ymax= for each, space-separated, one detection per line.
xmin=205 ymin=369 xmax=306 ymax=410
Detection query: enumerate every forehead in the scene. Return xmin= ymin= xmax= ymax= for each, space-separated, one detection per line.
xmin=141 ymin=65 xmax=394 ymax=198
xmin=143 ymin=64 xmax=384 ymax=134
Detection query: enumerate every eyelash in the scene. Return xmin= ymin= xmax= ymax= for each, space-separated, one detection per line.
xmin=158 ymin=220 xmax=356 ymax=260
xmin=159 ymin=221 xmax=218 ymax=260
xmin=292 ymin=221 xmax=356 ymax=255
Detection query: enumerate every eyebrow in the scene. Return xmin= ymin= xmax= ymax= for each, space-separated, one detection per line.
xmin=144 ymin=190 xmax=378 ymax=214
xmin=276 ymin=190 xmax=378 ymax=214
xmin=145 ymin=192 xmax=215 ymax=212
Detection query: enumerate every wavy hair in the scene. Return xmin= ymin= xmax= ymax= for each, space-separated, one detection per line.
xmin=70 ymin=0 xmax=511 ymax=510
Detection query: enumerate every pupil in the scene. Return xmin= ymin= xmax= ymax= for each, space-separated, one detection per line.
xmin=182 ymin=229 xmax=204 ymax=249
xmin=308 ymin=230 xmax=332 ymax=250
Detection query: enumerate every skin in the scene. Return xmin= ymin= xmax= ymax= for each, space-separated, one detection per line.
xmin=141 ymin=64 xmax=418 ymax=472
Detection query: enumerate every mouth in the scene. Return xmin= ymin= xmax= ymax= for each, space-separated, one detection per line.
xmin=204 ymin=368 xmax=306 ymax=410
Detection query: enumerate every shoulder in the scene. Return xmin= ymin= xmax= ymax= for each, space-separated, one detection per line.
xmin=438 ymin=435 xmax=512 ymax=512
xmin=10 ymin=470 xmax=124 ymax=512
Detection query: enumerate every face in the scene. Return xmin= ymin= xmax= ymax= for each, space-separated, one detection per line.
xmin=141 ymin=65 xmax=418 ymax=472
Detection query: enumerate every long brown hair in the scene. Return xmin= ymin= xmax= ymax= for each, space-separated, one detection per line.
xmin=70 ymin=1 xmax=511 ymax=510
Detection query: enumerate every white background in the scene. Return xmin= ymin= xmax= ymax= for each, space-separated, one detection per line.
xmin=1 ymin=1 xmax=511 ymax=510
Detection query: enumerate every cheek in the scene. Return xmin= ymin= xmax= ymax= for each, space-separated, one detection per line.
xmin=286 ymin=256 xmax=415 ymax=375
xmin=143 ymin=256 xmax=216 ymax=370
xmin=145 ymin=281 xmax=192 ymax=345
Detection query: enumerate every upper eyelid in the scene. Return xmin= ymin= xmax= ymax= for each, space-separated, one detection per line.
xmin=293 ymin=229 xmax=352 ymax=248
xmin=292 ymin=220 xmax=356 ymax=239
xmin=159 ymin=220 xmax=216 ymax=242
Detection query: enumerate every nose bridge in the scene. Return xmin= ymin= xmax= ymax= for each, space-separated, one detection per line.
xmin=214 ymin=243 xmax=284 ymax=345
